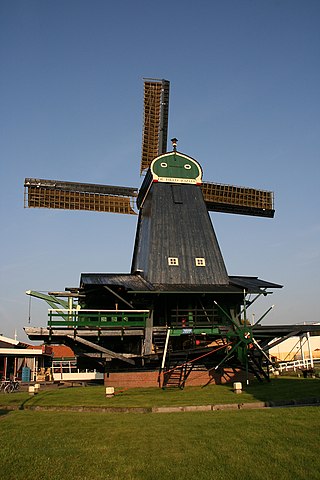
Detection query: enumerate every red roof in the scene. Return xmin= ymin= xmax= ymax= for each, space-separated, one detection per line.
xmin=51 ymin=345 xmax=75 ymax=358
xmin=26 ymin=344 xmax=52 ymax=355
xmin=26 ymin=344 xmax=75 ymax=358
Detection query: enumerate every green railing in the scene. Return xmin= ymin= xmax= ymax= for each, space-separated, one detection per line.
xmin=47 ymin=309 xmax=149 ymax=329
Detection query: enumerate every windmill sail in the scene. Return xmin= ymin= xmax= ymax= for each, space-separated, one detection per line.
xmin=140 ymin=79 xmax=170 ymax=174
xmin=201 ymin=181 xmax=274 ymax=218
xmin=24 ymin=178 xmax=138 ymax=215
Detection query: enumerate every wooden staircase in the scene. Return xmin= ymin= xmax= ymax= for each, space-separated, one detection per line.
xmin=161 ymin=357 xmax=194 ymax=389
xmin=246 ymin=351 xmax=271 ymax=382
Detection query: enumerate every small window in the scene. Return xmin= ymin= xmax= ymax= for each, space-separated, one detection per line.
xmin=160 ymin=162 xmax=168 ymax=168
xmin=195 ymin=257 xmax=206 ymax=266
xmin=168 ymin=257 xmax=179 ymax=266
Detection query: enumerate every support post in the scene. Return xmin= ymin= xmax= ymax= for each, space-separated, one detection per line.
xmin=13 ymin=356 xmax=17 ymax=380
xmin=161 ymin=328 xmax=171 ymax=372
xmin=3 ymin=356 xmax=7 ymax=380
xmin=68 ymin=297 xmax=74 ymax=325
xmin=144 ymin=311 xmax=154 ymax=355
xmin=306 ymin=332 xmax=314 ymax=368
xmin=300 ymin=336 xmax=306 ymax=367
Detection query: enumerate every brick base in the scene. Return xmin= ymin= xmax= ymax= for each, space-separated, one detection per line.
xmin=105 ymin=371 xmax=159 ymax=389
xmin=104 ymin=368 xmax=247 ymax=389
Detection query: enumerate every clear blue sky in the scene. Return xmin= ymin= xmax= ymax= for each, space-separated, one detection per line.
xmin=1 ymin=0 xmax=319 ymax=341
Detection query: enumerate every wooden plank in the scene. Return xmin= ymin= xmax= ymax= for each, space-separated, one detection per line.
xmin=68 ymin=335 xmax=135 ymax=365
xmin=24 ymin=327 xmax=145 ymax=339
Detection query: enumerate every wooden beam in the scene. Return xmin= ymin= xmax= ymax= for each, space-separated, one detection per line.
xmin=144 ymin=311 xmax=154 ymax=355
xmin=80 ymin=352 xmax=112 ymax=361
xmin=103 ymin=285 xmax=134 ymax=309
xmin=67 ymin=335 xmax=135 ymax=365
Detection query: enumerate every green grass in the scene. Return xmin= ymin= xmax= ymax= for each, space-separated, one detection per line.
xmin=0 ymin=407 xmax=319 ymax=480
xmin=0 ymin=377 xmax=319 ymax=409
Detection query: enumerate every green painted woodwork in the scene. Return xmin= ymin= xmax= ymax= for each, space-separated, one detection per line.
xmin=151 ymin=152 xmax=202 ymax=184
xmin=47 ymin=310 xmax=149 ymax=329
xmin=27 ymin=290 xmax=70 ymax=321
xmin=26 ymin=290 xmax=69 ymax=309
xmin=170 ymin=327 xmax=221 ymax=336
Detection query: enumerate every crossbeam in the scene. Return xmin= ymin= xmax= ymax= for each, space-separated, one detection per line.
xmin=67 ymin=335 xmax=135 ymax=365
xmin=24 ymin=178 xmax=138 ymax=196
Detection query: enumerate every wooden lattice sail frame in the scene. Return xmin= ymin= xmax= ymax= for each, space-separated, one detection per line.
xmin=24 ymin=79 xmax=274 ymax=218
xmin=140 ymin=78 xmax=170 ymax=174
xmin=201 ymin=181 xmax=274 ymax=217
xmin=24 ymin=179 xmax=138 ymax=215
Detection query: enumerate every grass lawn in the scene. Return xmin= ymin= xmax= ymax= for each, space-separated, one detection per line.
xmin=0 ymin=407 xmax=319 ymax=480
xmin=0 ymin=376 xmax=319 ymax=409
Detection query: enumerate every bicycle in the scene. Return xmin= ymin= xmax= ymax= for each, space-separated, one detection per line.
xmin=3 ymin=380 xmax=20 ymax=393
xmin=0 ymin=380 xmax=10 ymax=392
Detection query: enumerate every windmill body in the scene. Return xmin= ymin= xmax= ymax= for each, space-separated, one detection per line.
xmin=132 ymin=151 xmax=229 ymax=285
xmin=24 ymin=79 xmax=294 ymax=386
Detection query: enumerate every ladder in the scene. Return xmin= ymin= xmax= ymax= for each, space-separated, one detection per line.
xmin=158 ymin=328 xmax=195 ymax=389
xmin=161 ymin=356 xmax=194 ymax=389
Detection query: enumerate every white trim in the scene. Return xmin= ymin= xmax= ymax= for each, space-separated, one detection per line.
xmin=155 ymin=177 xmax=199 ymax=184
xmin=48 ymin=309 xmax=149 ymax=313
xmin=52 ymin=371 xmax=104 ymax=381
xmin=0 ymin=348 xmax=43 ymax=356
xmin=0 ymin=335 xmax=19 ymax=346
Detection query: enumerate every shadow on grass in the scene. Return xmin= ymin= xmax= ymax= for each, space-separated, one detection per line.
xmin=19 ymin=390 xmax=55 ymax=410
xmin=111 ymin=376 xmax=320 ymax=407
xmin=0 ymin=409 xmax=11 ymax=417
xmin=244 ymin=376 xmax=320 ymax=403
xmin=0 ymin=377 xmax=319 ymax=410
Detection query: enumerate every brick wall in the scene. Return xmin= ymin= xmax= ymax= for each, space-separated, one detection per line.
xmin=104 ymin=368 xmax=247 ymax=388
xmin=105 ymin=371 xmax=159 ymax=388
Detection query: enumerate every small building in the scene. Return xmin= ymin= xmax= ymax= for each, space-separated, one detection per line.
xmin=0 ymin=334 xmax=52 ymax=381
xmin=269 ymin=330 xmax=320 ymax=363
xmin=50 ymin=344 xmax=103 ymax=382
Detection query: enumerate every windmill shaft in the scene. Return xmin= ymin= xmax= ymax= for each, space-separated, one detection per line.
xmin=158 ymin=80 xmax=170 ymax=155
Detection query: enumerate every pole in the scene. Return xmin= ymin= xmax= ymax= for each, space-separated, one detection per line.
xmin=306 ymin=332 xmax=314 ymax=368
xmin=243 ymin=289 xmax=247 ymax=325
xmin=253 ymin=305 xmax=274 ymax=327
xmin=300 ymin=336 xmax=306 ymax=367
xmin=14 ymin=356 xmax=17 ymax=380
xmin=4 ymin=357 xmax=7 ymax=380
xmin=161 ymin=328 xmax=171 ymax=372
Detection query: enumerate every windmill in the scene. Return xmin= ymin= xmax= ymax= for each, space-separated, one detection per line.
xmin=24 ymin=79 xmax=281 ymax=386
